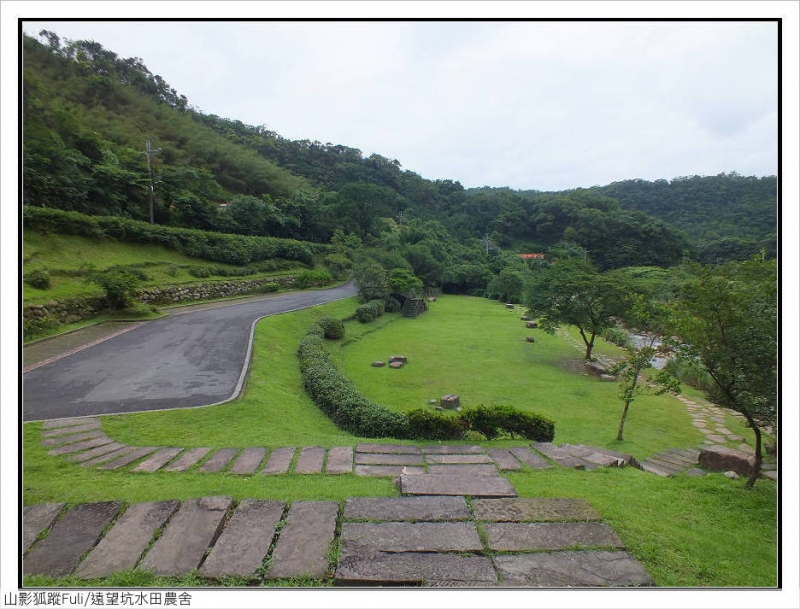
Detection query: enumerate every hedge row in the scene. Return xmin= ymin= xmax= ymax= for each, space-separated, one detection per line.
xmin=298 ymin=316 xmax=556 ymax=442
xmin=23 ymin=206 xmax=314 ymax=266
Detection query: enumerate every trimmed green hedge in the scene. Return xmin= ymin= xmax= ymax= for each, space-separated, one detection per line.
xmin=461 ymin=403 xmax=555 ymax=442
xmin=23 ymin=206 xmax=314 ymax=266
xmin=355 ymin=299 xmax=386 ymax=323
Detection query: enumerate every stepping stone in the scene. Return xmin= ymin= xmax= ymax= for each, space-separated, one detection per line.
xmin=685 ymin=468 xmax=707 ymax=477
xmin=132 ymin=447 xmax=184 ymax=472
xmin=335 ymin=551 xmax=496 ymax=586
xmin=484 ymin=522 xmax=624 ymax=551
xmin=651 ymin=452 xmax=696 ymax=468
xmin=472 ymin=498 xmax=602 ymax=522
xmin=162 ymin=447 xmax=211 ymax=472
xmin=341 ymin=522 xmax=482 ymax=553
xmin=530 ymin=443 xmax=588 ymax=469
xmin=493 ymin=551 xmax=655 ymax=587
xmin=197 ymin=448 xmax=240 ymax=473
xmin=139 ymin=496 xmax=232 ymax=576
xmin=420 ymin=445 xmax=485 ymax=455
xmin=762 ymin=470 xmax=778 ymax=481
xmin=355 ymin=465 xmax=425 ymax=477
xmin=706 ymin=434 xmax=728 ymax=444
xmin=509 ymin=447 xmax=553 ymax=469
xmin=229 ymin=447 xmax=266 ymax=474
xmin=75 ymin=500 xmax=179 ymax=579
xmin=425 ymin=454 xmax=492 ymax=464
xmin=726 ymin=434 xmax=746 ymax=442
xmin=427 ymin=464 xmax=499 ymax=476
xmin=672 ymin=449 xmax=701 ymax=460
xmin=42 ymin=417 xmax=101 ymax=429
xmin=41 ymin=420 xmax=102 ymax=436
xmin=343 ymin=496 xmax=470 ymax=522
xmin=101 ymin=447 xmax=160 ymax=470
xmin=715 ymin=427 xmax=733 ymax=435
xmin=24 ymin=502 xmax=121 ymax=577
xmin=69 ymin=442 xmax=129 ymax=464
xmin=41 ymin=430 xmax=106 ymax=447
xmin=199 ymin=500 xmax=285 ymax=579
xmin=325 ymin=446 xmax=354 ymax=474
xmin=23 ymin=503 xmax=64 ymax=552
xmin=357 ymin=443 xmax=420 ymax=455
xmin=400 ymin=474 xmax=517 ymax=497
xmin=80 ymin=445 xmax=138 ymax=467
xmin=295 ymin=446 xmax=325 ymax=474
xmin=47 ymin=435 xmax=114 ymax=456
xmin=266 ymin=501 xmax=338 ymax=579
xmin=639 ymin=461 xmax=679 ymax=477
xmin=261 ymin=447 xmax=296 ymax=475
xmin=355 ymin=453 xmax=424 ymax=466
xmin=487 ymin=448 xmax=523 ymax=471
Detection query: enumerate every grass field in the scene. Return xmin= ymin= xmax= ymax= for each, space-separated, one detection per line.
xmin=21 ymin=294 xmax=778 ymax=587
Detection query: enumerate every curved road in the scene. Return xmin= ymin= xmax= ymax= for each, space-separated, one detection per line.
xmin=23 ymin=282 xmax=357 ymax=421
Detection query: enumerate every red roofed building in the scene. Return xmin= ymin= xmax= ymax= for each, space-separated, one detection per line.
xmin=520 ymin=253 xmax=545 ymax=260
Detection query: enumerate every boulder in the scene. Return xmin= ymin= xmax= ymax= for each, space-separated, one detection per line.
xmin=389 ymin=361 xmax=404 ymax=369
xmin=441 ymin=395 xmax=460 ymax=410
xmin=520 ymin=316 xmax=531 ymax=321
xmin=600 ymin=374 xmax=616 ymax=382
xmin=428 ymin=297 xmax=437 ymax=303
xmin=506 ymin=304 xmax=515 ymax=310
xmin=698 ymin=445 xmax=755 ymax=476
xmin=372 ymin=361 xmax=386 ymax=368
xmin=429 ymin=399 xmax=438 ymax=405
xmin=389 ymin=355 xmax=408 ymax=364
xmin=526 ymin=336 xmax=536 ymax=343
xmin=585 ymin=362 xmax=608 ymax=377
xmin=525 ymin=321 xmax=538 ymax=329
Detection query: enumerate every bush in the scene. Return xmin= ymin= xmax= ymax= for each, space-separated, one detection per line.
xmin=258 ymin=282 xmax=279 ymax=294
xmin=23 ymin=315 xmax=59 ymax=340
xmin=88 ymin=267 xmax=140 ymax=310
xmin=602 ymin=326 xmax=632 ymax=348
xmin=383 ymin=296 xmax=402 ymax=313
xmin=294 ymin=269 xmax=333 ymax=289
xmin=355 ymin=303 xmax=377 ymax=323
xmin=189 ymin=265 xmax=211 ymax=278
xmin=407 ymin=409 xmax=468 ymax=441
xmin=317 ymin=316 xmax=345 ymax=340
xmin=460 ymin=404 xmax=555 ymax=442
xmin=25 ymin=268 xmax=51 ymax=290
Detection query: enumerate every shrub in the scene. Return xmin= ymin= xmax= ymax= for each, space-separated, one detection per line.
xmin=317 ymin=316 xmax=345 ymax=340
xmin=369 ymin=299 xmax=386 ymax=316
xmin=460 ymin=403 xmax=555 ymax=442
xmin=294 ymin=269 xmax=333 ymax=289
xmin=383 ymin=296 xmax=402 ymax=313
xmin=407 ymin=409 xmax=467 ymax=441
xmin=355 ymin=303 xmax=376 ymax=323
xmin=258 ymin=282 xmax=279 ymax=294
xmin=25 ymin=268 xmax=51 ymax=290
xmin=602 ymin=326 xmax=632 ymax=348
xmin=23 ymin=315 xmax=59 ymax=340
xmin=88 ymin=267 xmax=140 ymax=310
xmin=324 ymin=253 xmax=352 ymax=280
xmin=188 ymin=266 xmax=211 ymax=278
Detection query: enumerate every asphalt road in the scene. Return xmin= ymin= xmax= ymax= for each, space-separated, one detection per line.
xmin=23 ymin=282 xmax=357 ymax=421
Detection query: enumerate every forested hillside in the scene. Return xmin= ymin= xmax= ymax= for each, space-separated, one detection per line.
xmin=22 ymin=30 xmax=776 ymax=283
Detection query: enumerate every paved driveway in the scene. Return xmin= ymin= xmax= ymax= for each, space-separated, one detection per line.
xmin=23 ymin=282 xmax=357 ymax=421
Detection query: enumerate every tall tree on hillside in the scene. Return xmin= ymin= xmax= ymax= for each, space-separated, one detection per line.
xmin=668 ymin=258 xmax=777 ymax=487
xmin=524 ymin=259 xmax=621 ymax=360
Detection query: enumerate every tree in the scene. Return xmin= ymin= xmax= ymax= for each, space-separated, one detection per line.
xmin=668 ymin=258 xmax=777 ymax=487
xmin=388 ymin=268 xmax=423 ymax=297
xmin=353 ymin=261 xmax=388 ymax=302
xmin=525 ymin=259 xmax=620 ymax=360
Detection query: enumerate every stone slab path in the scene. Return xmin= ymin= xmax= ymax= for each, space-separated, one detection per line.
xmin=23 ymin=496 xmax=654 ymax=587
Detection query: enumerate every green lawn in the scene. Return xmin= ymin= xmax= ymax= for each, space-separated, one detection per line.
xmin=21 ymin=293 xmax=778 ymax=587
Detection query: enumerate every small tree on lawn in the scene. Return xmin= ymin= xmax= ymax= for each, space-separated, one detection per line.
xmin=668 ymin=258 xmax=777 ymax=487
xmin=525 ymin=258 xmax=620 ymax=360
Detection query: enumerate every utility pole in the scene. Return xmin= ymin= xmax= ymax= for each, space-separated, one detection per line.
xmin=482 ymin=233 xmax=490 ymax=255
xmin=144 ymin=140 xmax=161 ymax=224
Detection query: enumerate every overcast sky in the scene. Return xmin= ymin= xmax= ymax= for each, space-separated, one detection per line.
xmin=20 ymin=18 xmax=778 ymax=191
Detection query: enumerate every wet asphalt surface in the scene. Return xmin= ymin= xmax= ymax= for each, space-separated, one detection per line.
xmin=22 ymin=282 xmax=357 ymax=421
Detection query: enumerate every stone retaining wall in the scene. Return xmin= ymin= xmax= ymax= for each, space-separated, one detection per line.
xmin=24 ymin=296 xmax=106 ymax=326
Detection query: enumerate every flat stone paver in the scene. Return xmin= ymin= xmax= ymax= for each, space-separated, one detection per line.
xmin=335 ymin=551 xmax=497 ymax=586
xmin=484 ymin=522 xmax=624 ymax=551
xmin=486 ymin=448 xmax=523 ymax=471
xmin=41 ymin=430 xmax=107 ymax=447
xmin=294 ymin=446 xmax=325 ymax=474
xmin=472 ymin=498 xmax=602 ymax=522
xmin=139 ymin=496 xmax=232 ymax=576
xmin=75 ymin=501 xmax=179 ymax=579
xmin=163 ymin=447 xmax=212 ymax=473
xmin=261 ymin=447 xmax=296 ymax=475
xmin=425 ymin=454 xmax=493 ymax=464
xmin=343 ymin=496 xmax=470 ymax=522
xmin=356 ymin=444 xmax=421 ymax=455
xmin=341 ymin=522 xmax=482 ymax=553
xmin=229 ymin=447 xmax=266 ymax=474
xmin=41 ymin=420 xmax=102 ymax=436
xmin=266 ymin=501 xmax=338 ymax=579
xmin=80 ymin=445 xmax=138 ymax=467
xmin=325 ymin=446 xmax=353 ymax=474
xmin=132 ymin=447 xmax=184 ymax=472
xmin=100 ymin=447 xmax=159 ymax=470
xmin=68 ymin=442 xmax=128 ymax=463
xmin=420 ymin=445 xmax=485 ymax=454
xmin=400 ymin=474 xmax=517 ymax=497
xmin=47 ymin=436 xmax=114 ymax=456
xmin=23 ymin=503 xmax=64 ymax=552
xmin=639 ymin=460 xmax=681 ymax=477
xmin=42 ymin=417 xmax=101 ymax=429
xmin=197 ymin=448 xmax=240 ymax=473
xmin=493 ymin=551 xmax=655 ymax=587
xmin=427 ymin=464 xmax=499 ymax=476
xmin=199 ymin=499 xmax=285 ymax=579
xmin=355 ymin=452 xmax=425 ymax=466
xmin=355 ymin=465 xmax=425 ymax=477
xmin=24 ymin=501 xmax=121 ymax=577
xmin=508 ymin=447 xmax=553 ymax=469
xmin=530 ymin=443 xmax=588 ymax=468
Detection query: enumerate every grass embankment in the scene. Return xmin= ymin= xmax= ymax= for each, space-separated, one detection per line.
xmin=22 ymin=230 xmax=306 ymax=305
xmin=21 ymin=295 xmax=777 ymax=587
